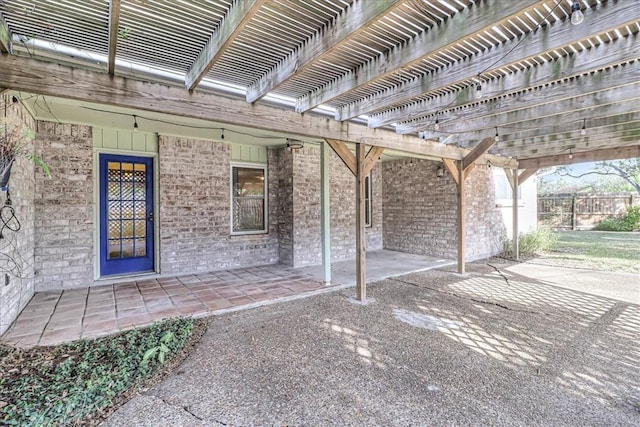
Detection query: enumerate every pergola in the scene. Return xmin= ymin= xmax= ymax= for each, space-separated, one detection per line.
xmin=0 ymin=0 xmax=638 ymax=299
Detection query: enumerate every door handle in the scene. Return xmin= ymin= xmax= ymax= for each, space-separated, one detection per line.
xmin=147 ymin=211 xmax=154 ymax=222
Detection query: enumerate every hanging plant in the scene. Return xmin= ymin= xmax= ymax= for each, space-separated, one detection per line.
xmin=0 ymin=118 xmax=50 ymax=188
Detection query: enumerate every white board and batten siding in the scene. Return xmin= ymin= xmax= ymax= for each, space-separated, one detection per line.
xmin=94 ymin=127 xmax=268 ymax=163
xmin=93 ymin=127 xmax=159 ymax=153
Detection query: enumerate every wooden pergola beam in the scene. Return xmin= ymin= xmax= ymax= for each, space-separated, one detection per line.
xmin=0 ymin=55 xmax=519 ymax=167
xmin=363 ymin=146 xmax=384 ymax=176
xmin=334 ymin=1 xmax=634 ymax=121
xmin=492 ymin=113 xmax=640 ymax=148
xmin=185 ymin=0 xmax=265 ymax=91
xmin=107 ymin=0 xmax=122 ymax=76
xmin=296 ymin=0 xmax=541 ymax=113
xmin=426 ymin=109 xmax=640 ymax=147
xmin=463 ymin=137 xmax=496 ymax=171
xmin=326 ymin=140 xmax=385 ymax=178
xmin=246 ymin=0 xmax=400 ymax=103
xmin=400 ymin=82 xmax=640 ymax=135
xmin=367 ymin=36 xmax=639 ymax=129
xmin=0 ymin=12 xmax=11 ymax=53
xmin=326 ymin=139 xmax=356 ymax=175
xmin=518 ymin=146 xmax=640 ymax=169
xmin=518 ymin=168 xmax=538 ymax=185
xmin=404 ymin=62 xmax=640 ymax=136
xmin=442 ymin=158 xmax=459 ymax=185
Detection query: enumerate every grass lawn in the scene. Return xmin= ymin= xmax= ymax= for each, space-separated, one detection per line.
xmin=538 ymin=231 xmax=640 ymax=273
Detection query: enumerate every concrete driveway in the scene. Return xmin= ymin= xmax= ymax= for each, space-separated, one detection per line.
xmin=104 ymin=261 xmax=640 ymax=426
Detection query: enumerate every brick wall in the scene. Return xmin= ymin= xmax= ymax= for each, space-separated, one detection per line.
xmin=158 ymin=136 xmax=280 ymax=274
xmin=286 ymin=145 xmax=383 ymax=267
xmin=0 ymin=96 xmax=36 ymax=335
xmin=34 ymin=122 xmax=94 ymax=291
xmin=275 ymin=148 xmax=294 ymax=265
xmin=465 ymin=166 xmax=505 ymax=260
xmin=382 ymin=159 xmax=504 ymax=261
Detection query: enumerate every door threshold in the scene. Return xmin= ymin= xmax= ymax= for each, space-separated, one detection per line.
xmin=95 ymin=271 xmax=158 ymax=285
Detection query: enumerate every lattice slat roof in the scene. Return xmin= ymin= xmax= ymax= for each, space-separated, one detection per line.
xmin=1 ymin=0 xmax=638 ymax=165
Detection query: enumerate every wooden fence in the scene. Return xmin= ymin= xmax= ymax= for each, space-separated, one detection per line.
xmin=538 ymin=193 xmax=638 ymax=229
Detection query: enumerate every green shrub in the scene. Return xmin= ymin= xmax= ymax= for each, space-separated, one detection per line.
xmin=1 ymin=317 xmax=195 ymax=426
xmin=593 ymin=205 xmax=640 ymax=232
xmin=502 ymin=227 xmax=558 ymax=257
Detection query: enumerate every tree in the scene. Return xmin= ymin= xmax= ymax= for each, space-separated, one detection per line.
xmin=555 ymin=158 xmax=640 ymax=194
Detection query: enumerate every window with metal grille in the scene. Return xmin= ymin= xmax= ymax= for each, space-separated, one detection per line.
xmin=231 ymin=164 xmax=267 ymax=234
xmin=365 ymin=173 xmax=372 ymax=228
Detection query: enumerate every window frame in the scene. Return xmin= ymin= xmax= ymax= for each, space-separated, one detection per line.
xmin=365 ymin=172 xmax=372 ymax=228
xmin=230 ymin=162 xmax=268 ymax=235
xmin=493 ymin=168 xmax=525 ymax=208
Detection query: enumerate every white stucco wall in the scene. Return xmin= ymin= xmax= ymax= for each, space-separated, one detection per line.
xmin=493 ymin=168 xmax=538 ymax=239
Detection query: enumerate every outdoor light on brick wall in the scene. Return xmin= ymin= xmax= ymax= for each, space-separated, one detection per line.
xmin=286 ymin=139 xmax=304 ymax=150
xmin=436 ymin=164 xmax=445 ymax=178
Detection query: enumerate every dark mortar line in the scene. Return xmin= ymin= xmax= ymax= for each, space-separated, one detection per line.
xmin=182 ymin=405 xmax=204 ymax=421
xmin=155 ymin=395 xmax=206 ymax=422
xmin=79 ymin=287 xmax=91 ymax=337
xmin=37 ymin=291 xmax=64 ymax=344
xmin=388 ymin=277 xmax=543 ymax=315
xmin=486 ymin=263 xmax=512 ymax=286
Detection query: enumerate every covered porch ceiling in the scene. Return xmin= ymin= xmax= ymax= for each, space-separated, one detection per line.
xmin=1 ymin=0 xmax=639 ymax=168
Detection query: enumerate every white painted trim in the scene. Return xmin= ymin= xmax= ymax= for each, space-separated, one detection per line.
xmin=92 ymin=148 xmax=160 ymax=280
xmin=229 ymin=161 xmax=268 ymax=235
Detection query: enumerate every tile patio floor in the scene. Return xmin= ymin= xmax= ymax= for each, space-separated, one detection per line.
xmin=1 ymin=265 xmax=326 ymax=348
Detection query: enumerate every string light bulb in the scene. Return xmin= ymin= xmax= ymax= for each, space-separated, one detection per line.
xmin=133 ymin=115 xmax=138 ymax=132
xmin=580 ymin=118 xmax=586 ymax=136
xmin=571 ymin=0 xmax=584 ymax=26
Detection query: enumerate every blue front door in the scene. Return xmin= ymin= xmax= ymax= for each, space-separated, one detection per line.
xmin=99 ymin=154 xmax=154 ymax=276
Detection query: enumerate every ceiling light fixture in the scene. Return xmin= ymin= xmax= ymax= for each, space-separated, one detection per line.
xmin=286 ymin=139 xmax=304 ymax=150
xmin=475 ymin=83 xmax=483 ymax=99
xmin=571 ymin=0 xmax=584 ymax=26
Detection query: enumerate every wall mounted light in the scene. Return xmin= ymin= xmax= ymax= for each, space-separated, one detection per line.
xmin=494 ymin=127 xmax=500 ymax=142
xmin=436 ymin=164 xmax=445 ymax=178
xmin=580 ymin=118 xmax=587 ymax=136
xmin=286 ymin=139 xmax=304 ymax=150
xmin=571 ymin=0 xmax=584 ymax=26
xmin=133 ymin=115 xmax=139 ymax=132
xmin=475 ymin=83 xmax=483 ymax=99
xmin=434 ymin=116 xmax=440 ymax=131
xmin=568 ymin=148 xmax=573 ymax=159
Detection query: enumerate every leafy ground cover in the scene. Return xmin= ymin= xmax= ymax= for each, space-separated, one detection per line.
xmin=0 ymin=317 xmax=207 ymax=426
xmin=537 ymin=231 xmax=640 ymax=273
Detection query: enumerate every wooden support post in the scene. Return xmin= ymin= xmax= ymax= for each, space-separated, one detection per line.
xmin=572 ymin=195 xmax=577 ymax=231
xmin=512 ymin=168 xmax=519 ymax=260
xmin=320 ymin=141 xmax=331 ymax=285
xmin=457 ymin=160 xmax=466 ymax=274
xmin=355 ymin=143 xmax=366 ymax=300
